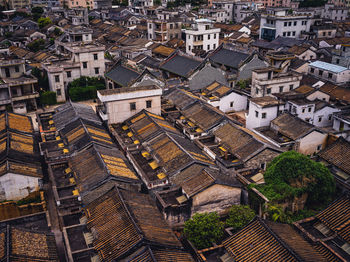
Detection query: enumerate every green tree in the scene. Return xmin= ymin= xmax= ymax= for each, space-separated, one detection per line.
xmin=67 ymin=76 xmax=105 ymax=101
xmin=258 ymin=151 xmax=335 ymax=206
xmin=38 ymin=17 xmax=52 ymax=29
xmin=226 ymin=205 xmax=255 ymax=231
xmin=27 ymin=39 xmax=46 ymax=52
xmin=40 ymin=91 xmax=57 ymax=106
xmin=265 ymin=204 xmax=288 ymax=223
xmin=32 ymin=67 xmax=49 ymax=91
xmin=53 ymin=27 xmax=62 ymax=36
xmin=184 ymin=212 xmax=224 ymax=250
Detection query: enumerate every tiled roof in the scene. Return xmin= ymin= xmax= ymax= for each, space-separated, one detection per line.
xmin=271 ymin=113 xmax=315 ymax=140
xmin=105 ymin=64 xmax=140 ymax=87
xmin=320 ymin=83 xmax=350 ymax=104
xmin=202 ymin=81 xmax=232 ymax=99
xmin=318 ymin=137 xmax=350 ymax=175
xmin=152 ymin=45 xmax=175 ymax=57
xmin=209 ymin=48 xmax=249 ymax=69
xmin=316 ymin=196 xmax=350 ymax=242
xmin=164 ymin=88 xmax=199 ymax=111
xmin=223 ymin=217 xmax=298 ymax=262
xmin=160 ymin=54 xmax=202 ymax=78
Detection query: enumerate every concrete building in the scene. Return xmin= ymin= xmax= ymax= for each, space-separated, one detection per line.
xmin=246 ymin=96 xmax=285 ymax=130
xmin=0 ymin=58 xmax=39 ymax=113
xmin=308 ymin=61 xmax=350 ymax=86
xmin=93 ymin=0 xmax=112 ymax=9
xmin=129 ymin=0 xmax=153 ymax=14
xmin=43 ymin=42 xmax=106 ymax=102
xmin=185 ymin=19 xmax=220 ymax=56
xmin=147 ymin=19 xmax=182 ymax=44
xmin=97 ymin=85 xmax=162 ymax=124
xmin=233 ymin=1 xmax=256 ymax=23
xmin=260 ymin=8 xmax=312 ymax=41
xmin=332 ymin=43 xmax=350 ymax=69
xmin=321 ymin=3 xmax=348 ymax=21
xmin=212 ymin=0 xmax=234 ymax=22
xmin=251 ymin=52 xmax=302 ymax=98
xmin=7 ymin=0 xmax=29 ymax=9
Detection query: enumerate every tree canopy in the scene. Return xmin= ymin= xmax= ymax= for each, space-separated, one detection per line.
xmin=256 ymin=151 xmax=335 ymax=206
xmin=38 ymin=17 xmax=52 ymax=28
xmin=27 ymin=39 xmax=45 ymax=52
xmin=226 ymin=205 xmax=255 ymax=231
xmin=184 ymin=212 xmax=224 ymax=250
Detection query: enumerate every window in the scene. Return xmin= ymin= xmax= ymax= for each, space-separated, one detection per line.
xmin=279 ymin=86 xmax=283 ymax=92
xmin=328 ymin=115 xmax=332 ymax=120
xmin=15 ymin=66 xmax=19 ymax=72
xmin=328 ymin=31 xmax=331 ymax=36
xmin=255 ymin=111 xmax=259 ymax=118
xmin=149 ymin=23 xmax=152 ymax=29
xmin=336 ymin=59 xmax=340 ymax=64
xmin=262 ymin=112 xmax=267 ymax=119
xmin=55 ymin=75 xmax=60 ymax=83
xmin=149 ymin=34 xmax=152 ymax=39
xmin=284 ymin=22 xmax=288 ymax=27
xmin=130 ymin=102 xmax=136 ymax=111
xmin=66 ymin=71 xmax=71 ymax=78
xmin=208 ymin=34 xmax=210 ymax=40
xmin=323 ymin=32 xmax=326 ymax=37
xmin=318 ymin=116 xmax=322 ymax=122
xmin=230 ymin=101 xmax=234 ymax=107
xmin=83 ymin=62 xmax=87 ymax=69
xmin=328 ymin=73 xmax=333 ymax=79
xmin=289 ymin=84 xmax=293 ymax=90
xmin=93 ymin=54 xmax=98 ymax=60
xmin=310 ymin=68 xmax=314 ymax=73
xmin=292 ymin=31 xmax=296 ymax=36
xmin=294 ymin=21 xmax=297 ymax=26
xmin=319 ymin=70 xmax=323 ymax=76
xmin=288 ymin=22 xmax=292 ymax=26
xmin=283 ymin=32 xmax=286 ymax=37
xmin=57 ymin=89 xmax=61 ymax=96
xmin=267 ymin=88 xmax=271 ymax=94
xmin=95 ymin=67 xmax=99 ymax=74
xmin=205 ymin=25 xmax=210 ymax=30
xmin=5 ymin=68 xmax=10 ymax=77
xmin=302 ymin=108 xmax=305 ymax=113
xmin=213 ymin=44 xmax=216 ymax=49
xmin=214 ymin=34 xmax=216 ymax=39
xmin=317 ymin=144 xmax=322 ymax=151
xmin=287 ymin=32 xmax=291 ymax=36
xmin=308 ymin=107 xmax=312 ymax=112
xmin=146 ymin=100 xmax=152 ymax=108
xmin=260 ymin=163 xmax=266 ymax=170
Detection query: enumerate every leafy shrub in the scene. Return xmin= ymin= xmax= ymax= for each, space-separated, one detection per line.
xmin=40 ymin=91 xmax=57 ymax=105
xmin=69 ymin=86 xmax=97 ymax=102
xmin=226 ymin=205 xmax=255 ymax=231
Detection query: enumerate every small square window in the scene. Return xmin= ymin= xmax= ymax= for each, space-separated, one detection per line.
xmin=262 ymin=112 xmax=266 ymax=119
xmin=319 ymin=70 xmax=323 ymax=76
xmin=93 ymin=54 xmax=98 ymax=60
xmin=95 ymin=67 xmax=99 ymax=74
xmin=328 ymin=115 xmax=332 ymax=120
xmin=289 ymin=84 xmax=294 ymax=90
xmin=55 ymin=75 xmax=60 ymax=83
xmin=279 ymin=86 xmax=283 ymax=92
xmin=83 ymin=62 xmax=87 ymax=69
xmin=308 ymin=107 xmax=312 ymax=112
xmin=67 ymin=71 xmax=71 ymax=78
xmin=328 ymin=73 xmax=333 ymax=79
xmin=302 ymin=108 xmax=305 ymax=113
xmin=267 ymin=88 xmax=271 ymax=94
xmin=146 ymin=100 xmax=152 ymax=108
xmin=230 ymin=101 xmax=234 ymax=107
xmin=255 ymin=111 xmax=259 ymax=118
xmin=318 ymin=117 xmax=322 ymax=122
xmin=130 ymin=102 xmax=136 ymax=111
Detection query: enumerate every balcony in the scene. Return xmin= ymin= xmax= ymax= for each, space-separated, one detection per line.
xmin=12 ymin=92 xmax=39 ymax=102
xmin=96 ymin=105 xmax=108 ymax=121
xmin=263 ymin=23 xmax=276 ymax=28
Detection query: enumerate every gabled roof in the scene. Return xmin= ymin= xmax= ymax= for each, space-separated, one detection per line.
xmin=318 ymin=137 xmax=350 ymax=175
xmin=188 ymin=63 xmax=228 ymax=91
xmin=160 ymin=53 xmax=202 ymax=78
xmin=320 ymin=82 xmax=350 ymax=104
xmin=209 ymin=47 xmax=249 ymax=69
xmin=53 ymin=101 xmax=101 ymax=132
xmin=271 ymin=113 xmax=317 ymax=140
xmin=164 ymin=88 xmax=199 ymax=111
xmin=70 ymin=144 xmax=139 ymax=194
xmin=85 ymin=186 xmax=183 ymax=261
xmin=0 ymin=112 xmax=34 ymax=135
xmin=223 ymin=217 xmax=299 ymax=262
xmin=213 ymin=122 xmax=264 ymax=161
xmin=201 ymin=81 xmax=232 ymax=99
xmin=105 ymin=64 xmax=140 ymax=87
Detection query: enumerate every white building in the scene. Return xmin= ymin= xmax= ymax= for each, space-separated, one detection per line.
xmin=246 ymin=96 xmax=285 ymax=130
xmin=97 ymin=85 xmax=162 ymax=124
xmin=308 ymin=61 xmax=350 ymax=86
xmin=43 ymin=42 xmax=106 ymax=102
xmin=185 ymin=19 xmax=220 ymax=56
xmin=322 ymin=3 xmax=348 ymax=21
xmin=200 ymin=81 xmax=248 ymax=113
xmin=260 ymin=8 xmax=312 ymax=41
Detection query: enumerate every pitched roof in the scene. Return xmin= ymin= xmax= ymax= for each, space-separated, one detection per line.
xmin=53 ymin=101 xmax=101 ymax=132
xmin=85 ymin=187 xmax=183 ymax=261
xmin=202 ymin=81 xmax=232 ymax=99
xmin=70 ymin=144 xmax=139 ymax=193
xmin=209 ymin=47 xmax=249 ymax=69
xmin=160 ymin=54 xmax=202 ymax=78
xmin=318 ymin=137 xmax=350 ymax=175
xmin=223 ymin=217 xmax=298 ymax=262
xmin=271 ymin=113 xmax=315 ymax=140
xmin=164 ymin=88 xmax=199 ymax=111
xmin=105 ymin=64 xmax=140 ymax=87
xmin=152 ymin=45 xmax=175 ymax=57
xmin=320 ymin=82 xmax=350 ymax=104
xmin=316 ymin=195 xmax=350 ymax=242
xmin=213 ymin=122 xmax=264 ymax=160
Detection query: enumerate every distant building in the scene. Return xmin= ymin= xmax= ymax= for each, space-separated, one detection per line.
xmin=321 ymin=3 xmax=348 ymax=21
xmin=308 ymin=61 xmax=350 ymax=86
xmin=97 ymin=85 xmax=162 ymax=124
xmin=147 ymin=19 xmax=182 ymax=44
xmin=185 ymin=19 xmax=220 ymax=56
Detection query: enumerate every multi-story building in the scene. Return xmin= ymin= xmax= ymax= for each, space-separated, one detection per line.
xmin=332 ymin=43 xmax=350 ymax=68
xmin=321 ymin=3 xmax=348 ymax=21
xmin=251 ymin=51 xmax=302 ymax=98
xmin=185 ymin=19 xmax=220 ymax=56
xmin=43 ymin=42 xmax=106 ymax=102
xmin=199 ymin=8 xmax=230 ymax=23
xmin=212 ymin=0 xmax=234 ymax=22
xmin=64 ymin=8 xmax=89 ymax=25
xmin=233 ymin=1 xmax=256 ymax=23
xmin=7 ymin=0 xmax=30 ymax=9
xmin=129 ymin=0 xmax=153 ymax=14
xmin=93 ymin=0 xmax=111 ymax=9
xmin=147 ymin=19 xmax=182 ymax=43
xmin=260 ymin=8 xmax=312 ymax=41
xmin=0 ymin=58 xmax=39 ymax=113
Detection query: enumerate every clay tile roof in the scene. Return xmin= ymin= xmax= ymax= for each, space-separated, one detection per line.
xmin=223 ymin=217 xmax=298 ymax=262
xmin=294 ymin=85 xmax=314 ymax=94
xmin=316 ymin=195 xmax=350 ymax=242
xmin=152 ymin=45 xmax=175 ymax=57
xmin=318 ymin=137 xmax=350 ymax=175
